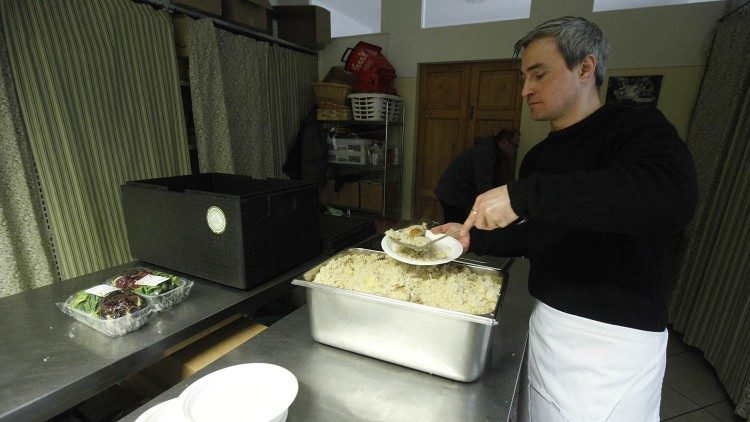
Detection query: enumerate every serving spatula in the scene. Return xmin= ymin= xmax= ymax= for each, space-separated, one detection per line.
xmin=387 ymin=228 xmax=461 ymax=252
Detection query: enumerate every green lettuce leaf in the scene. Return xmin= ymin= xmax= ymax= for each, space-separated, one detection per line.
xmin=134 ymin=273 xmax=180 ymax=296
xmin=69 ymin=291 xmax=101 ymax=314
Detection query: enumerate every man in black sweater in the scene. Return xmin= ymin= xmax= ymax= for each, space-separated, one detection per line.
xmin=434 ymin=17 xmax=697 ymax=421
xmin=434 ymin=128 xmax=518 ymax=223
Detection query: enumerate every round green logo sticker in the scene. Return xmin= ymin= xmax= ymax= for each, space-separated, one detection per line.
xmin=206 ymin=206 xmax=227 ymax=234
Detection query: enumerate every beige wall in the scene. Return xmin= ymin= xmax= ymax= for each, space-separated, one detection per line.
xmin=318 ymin=0 xmax=725 ymax=219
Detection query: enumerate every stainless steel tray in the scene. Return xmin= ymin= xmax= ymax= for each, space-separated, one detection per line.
xmin=292 ymin=248 xmax=509 ymax=382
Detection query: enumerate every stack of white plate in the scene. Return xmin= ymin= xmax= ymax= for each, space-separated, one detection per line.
xmin=135 ymin=363 xmax=299 ymax=422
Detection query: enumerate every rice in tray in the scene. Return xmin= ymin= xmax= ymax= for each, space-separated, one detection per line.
xmin=310 ymin=252 xmax=502 ymax=315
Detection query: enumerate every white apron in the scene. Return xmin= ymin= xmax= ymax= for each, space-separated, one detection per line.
xmin=519 ymin=301 xmax=667 ymax=422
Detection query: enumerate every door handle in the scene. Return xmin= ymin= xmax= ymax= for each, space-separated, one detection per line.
xmin=469 ymin=106 xmax=475 ymax=119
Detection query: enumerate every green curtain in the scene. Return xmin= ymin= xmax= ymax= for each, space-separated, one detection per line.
xmin=668 ymin=3 xmax=750 ymax=417
xmin=269 ymin=44 xmax=318 ymax=178
xmin=1 ymin=0 xmax=190 ymax=280
xmin=187 ymin=18 xmax=274 ymax=178
xmin=0 ymin=14 xmax=58 ymax=297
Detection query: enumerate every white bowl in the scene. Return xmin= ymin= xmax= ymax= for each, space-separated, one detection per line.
xmin=381 ymin=230 xmax=463 ymax=266
xmin=180 ymin=363 xmax=298 ymax=422
xmin=135 ymin=398 xmax=186 ymax=422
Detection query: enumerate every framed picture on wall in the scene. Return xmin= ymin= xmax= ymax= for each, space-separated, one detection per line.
xmin=605 ymin=75 xmax=663 ymax=108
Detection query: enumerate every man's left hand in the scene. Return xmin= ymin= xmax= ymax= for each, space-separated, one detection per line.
xmin=431 ymin=222 xmax=470 ymax=252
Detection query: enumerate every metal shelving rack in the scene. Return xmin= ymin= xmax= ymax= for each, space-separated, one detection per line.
xmin=320 ymin=104 xmax=404 ymax=218
xmin=380 ymin=102 xmax=404 ymax=218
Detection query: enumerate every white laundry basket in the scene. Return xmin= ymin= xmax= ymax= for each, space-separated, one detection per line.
xmin=348 ymin=93 xmax=404 ymax=122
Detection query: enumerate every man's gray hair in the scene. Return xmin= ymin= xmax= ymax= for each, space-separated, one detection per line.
xmin=513 ymin=17 xmax=610 ymax=88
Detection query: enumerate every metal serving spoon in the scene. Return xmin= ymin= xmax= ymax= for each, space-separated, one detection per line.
xmin=387 ymin=228 xmax=461 ymax=252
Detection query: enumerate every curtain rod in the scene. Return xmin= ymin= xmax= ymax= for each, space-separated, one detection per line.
xmin=719 ymin=0 xmax=750 ymax=22
xmin=135 ymin=0 xmax=318 ymax=56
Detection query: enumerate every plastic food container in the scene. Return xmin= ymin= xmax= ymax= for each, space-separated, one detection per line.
xmin=292 ymin=248 xmax=508 ymax=382
xmin=57 ymin=285 xmax=155 ymax=337
xmin=143 ymin=278 xmax=193 ymax=311
xmin=121 ymin=173 xmax=320 ymax=290
xmin=109 ymin=268 xmax=194 ymax=312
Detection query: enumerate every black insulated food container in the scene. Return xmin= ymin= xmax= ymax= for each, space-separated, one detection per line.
xmin=121 ymin=173 xmax=321 ymax=289
xmin=318 ymin=214 xmax=376 ymax=255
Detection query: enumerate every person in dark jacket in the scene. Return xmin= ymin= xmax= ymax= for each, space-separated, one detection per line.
xmin=433 ymin=17 xmax=697 ymax=421
xmin=434 ymin=128 xmax=518 ymax=223
xmin=283 ymin=107 xmax=328 ymax=187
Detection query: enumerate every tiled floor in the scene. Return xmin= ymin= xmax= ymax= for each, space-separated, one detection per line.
xmin=660 ymin=330 xmax=744 ymax=421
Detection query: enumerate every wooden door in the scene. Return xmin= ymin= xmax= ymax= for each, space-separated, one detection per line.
xmin=414 ymin=60 xmax=522 ymax=222
xmin=415 ymin=63 xmax=472 ymax=222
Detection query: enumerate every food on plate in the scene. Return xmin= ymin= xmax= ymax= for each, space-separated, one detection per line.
xmin=407 ymin=225 xmax=425 ymax=238
xmin=311 ymin=252 xmax=501 ymax=314
xmin=69 ymin=289 xmax=147 ymax=319
xmin=112 ymin=268 xmax=180 ymax=296
xmin=385 ymin=223 xmax=449 ymax=261
xmin=385 ymin=223 xmax=429 ymax=247
xmin=391 ymin=242 xmax=448 ymax=261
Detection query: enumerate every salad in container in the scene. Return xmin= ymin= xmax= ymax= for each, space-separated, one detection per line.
xmin=57 ymin=285 xmax=154 ymax=336
xmin=110 ymin=268 xmax=194 ymax=311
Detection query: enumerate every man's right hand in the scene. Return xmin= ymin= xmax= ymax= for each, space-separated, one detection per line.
xmin=431 ymin=222 xmax=470 ymax=252
xmin=461 ymin=185 xmax=519 ymax=234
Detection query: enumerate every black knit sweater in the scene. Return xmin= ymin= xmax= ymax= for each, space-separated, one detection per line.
xmin=471 ymin=104 xmax=698 ymax=331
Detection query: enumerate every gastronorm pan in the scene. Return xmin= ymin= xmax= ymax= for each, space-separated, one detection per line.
xmin=292 ymin=248 xmax=509 ymax=382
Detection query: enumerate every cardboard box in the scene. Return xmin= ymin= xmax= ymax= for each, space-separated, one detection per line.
xmin=360 ymin=181 xmax=383 ymax=211
xmin=173 ymin=14 xmax=189 ymax=58
xmin=222 ymin=0 xmax=272 ymax=32
xmin=173 ymin=0 xmax=222 ymax=16
xmin=142 ymin=318 xmax=267 ymax=386
xmin=336 ymin=181 xmax=360 ymax=208
xmin=273 ymin=5 xmax=330 ymax=50
xmin=171 ymin=321 xmax=266 ymax=376
xmin=320 ymin=180 xmax=360 ymax=208
xmin=320 ymin=179 xmax=336 ymax=205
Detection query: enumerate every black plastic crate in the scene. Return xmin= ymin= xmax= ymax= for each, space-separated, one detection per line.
xmin=121 ymin=173 xmax=320 ymax=289
xmin=319 ymin=214 xmax=376 ymax=255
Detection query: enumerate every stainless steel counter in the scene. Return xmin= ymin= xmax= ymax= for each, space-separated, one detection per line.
xmin=122 ymin=257 xmax=533 ymax=422
xmin=0 ymin=257 xmax=327 ymax=422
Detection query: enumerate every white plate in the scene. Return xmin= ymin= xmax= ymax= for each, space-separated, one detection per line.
xmin=381 ymin=230 xmax=463 ymax=266
xmin=180 ymin=363 xmax=298 ymax=422
xmin=135 ymin=398 xmax=186 ymax=422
